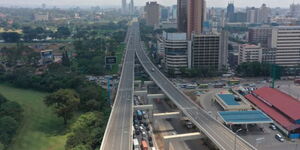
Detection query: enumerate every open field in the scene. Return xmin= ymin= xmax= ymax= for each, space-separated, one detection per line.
xmin=0 ymin=84 xmax=67 ymax=150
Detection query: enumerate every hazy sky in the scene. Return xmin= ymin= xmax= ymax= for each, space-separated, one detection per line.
xmin=0 ymin=0 xmax=299 ymax=8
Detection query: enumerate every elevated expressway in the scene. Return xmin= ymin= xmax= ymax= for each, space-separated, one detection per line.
xmin=100 ymin=22 xmax=139 ymax=150
xmin=101 ymin=21 xmax=256 ymax=150
xmin=134 ymin=26 xmax=256 ymax=150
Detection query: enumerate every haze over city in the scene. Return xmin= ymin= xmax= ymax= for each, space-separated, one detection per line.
xmin=1 ymin=0 xmax=300 ymax=8
xmin=0 ymin=0 xmax=300 ymax=150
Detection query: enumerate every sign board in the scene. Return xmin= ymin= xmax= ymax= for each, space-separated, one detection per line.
xmin=105 ymin=56 xmax=117 ymax=65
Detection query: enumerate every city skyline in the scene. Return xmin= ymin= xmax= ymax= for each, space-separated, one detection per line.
xmin=1 ymin=0 xmax=300 ymax=8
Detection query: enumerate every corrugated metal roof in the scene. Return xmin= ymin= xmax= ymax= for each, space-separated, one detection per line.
xmin=252 ymin=87 xmax=300 ymax=121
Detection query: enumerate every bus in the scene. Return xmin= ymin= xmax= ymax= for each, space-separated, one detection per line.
xmin=228 ymin=80 xmax=240 ymax=85
xmin=199 ymin=84 xmax=209 ymax=89
xmin=141 ymin=140 xmax=148 ymax=150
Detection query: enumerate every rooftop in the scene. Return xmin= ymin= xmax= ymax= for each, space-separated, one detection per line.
xmin=218 ymin=94 xmax=240 ymax=106
xmin=218 ymin=110 xmax=273 ymax=125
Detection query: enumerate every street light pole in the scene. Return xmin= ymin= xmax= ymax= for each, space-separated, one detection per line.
xmin=234 ymin=128 xmax=243 ymax=150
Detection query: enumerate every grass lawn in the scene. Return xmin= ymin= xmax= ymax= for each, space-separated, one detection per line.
xmin=0 ymin=84 xmax=67 ymax=150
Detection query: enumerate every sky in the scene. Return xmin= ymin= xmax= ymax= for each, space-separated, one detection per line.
xmin=0 ymin=0 xmax=299 ymax=8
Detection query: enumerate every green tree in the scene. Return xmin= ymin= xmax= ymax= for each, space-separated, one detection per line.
xmin=0 ymin=101 xmax=23 ymax=121
xmin=62 ymin=51 xmax=71 ymax=67
xmin=0 ymin=94 xmax=7 ymax=105
xmin=55 ymin=26 xmax=71 ymax=39
xmin=0 ymin=116 xmax=18 ymax=145
xmin=0 ymin=142 xmax=4 ymax=150
xmin=1 ymin=32 xmax=20 ymax=42
xmin=65 ymin=112 xmax=106 ymax=149
xmin=44 ymin=89 xmax=80 ymax=125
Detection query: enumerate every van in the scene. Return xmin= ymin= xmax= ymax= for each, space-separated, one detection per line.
xmin=275 ymin=134 xmax=284 ymax=142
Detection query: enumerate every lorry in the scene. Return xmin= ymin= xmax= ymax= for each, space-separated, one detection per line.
xmin=140 ymin=140 xmax=148 ymax=150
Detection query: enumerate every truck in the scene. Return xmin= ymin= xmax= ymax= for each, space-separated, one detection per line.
xmin=181 ymin=117 xmax=195 ymax=129
xmin=136 ymin=110 xmax=143 ymax=120
xmin=140 ymin=140 xmax=148 ymax=150
xmin=133 ymin=138 xmax=140 ymax=150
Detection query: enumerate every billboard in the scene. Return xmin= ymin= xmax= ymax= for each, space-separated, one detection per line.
xmin=105 ymin=56 xmax=117 ymax=65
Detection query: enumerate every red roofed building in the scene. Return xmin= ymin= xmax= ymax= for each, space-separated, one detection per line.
xmin=245 ymin=87 xmax=300 ymax=139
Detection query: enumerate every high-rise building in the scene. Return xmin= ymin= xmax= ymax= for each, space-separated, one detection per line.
xmin=227 ymin=2 xmax=235 ymax=22
xmin=144 ymin=2 xmax=160 ymax=27
xmin=177 ymin=0 xmax=188 ymax=32
xmin=191 ymin=34 xmax=221 ymax=70
xmin=233 ymin=12 xmax=247 ymax=22
xmin=290 ymin=3 xmax=300 ymax=19
xmin=187 ymin=0 xmax=205 ymax=38
xmin=159 ymin=32 xmax=191 ymax=74
xmin=269 ymin=26 xmax=300 ymax=67
xmin=172 ymin=5 xmax=177 ymax=19
xmin=258 ymin=4 xmax=271 ymax=24
xmin=129 ymin=0 xmax=134 ymax=15
xmin=160 ymin=7 xmax=169 ymax=21
xmin=248 ymin=26 xmax=272 ymax=48
xmin=122 ymin=0 xmax=127 ymax=14
xmin=246 ymin=7 xmax=259 ymax=24
xmin=238 ymin=44 xmax=263 ymax=64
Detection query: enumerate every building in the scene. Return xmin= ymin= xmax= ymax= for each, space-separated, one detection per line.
xmin=238 ymin=44 xmax=263 ymax=64
xmin=177 ymin=0 xmax=188 ymax=32
xmin=191 ymin=34 xmax=221 ymax=70
xmin=269 ymin=26 xmax=300 ymax=67
xmin=233 ymin=12 xmax=247 ymax=22
xmin=144 ymin=2 xmax=160 ymax=27
xmin=257 ymin=4 xmax=271 ymax=24
xmin=245 ymin=87 xmax=300 ymax=139
xmin=122 ymin=0 xmax=127 ymax=14
xmin=187 ymin=0 xmax=205 ymax=38
xmin=246 ymin=7 xmax=258 ymax=24
xmin=248 ymin=26 xmax=272 ymax=48
xmin=219 ymin=30 xmax=229 ymax=68
xmin=160 ymin=32 xmax=191 ymax=74
xmin=34 ymin=13 xmax=49 ymax=21
xmin=214 ymin=91 xmax=252 ymax=111
xmin=227 ymin=3 xmax=235 ymax=22
xmin=160 ymin=7 xmax=169 ymax=21
xmin=129 ymin=0 xmax=135 ymax=15
xmin=290 ymin=3 xmax=300 ymax=19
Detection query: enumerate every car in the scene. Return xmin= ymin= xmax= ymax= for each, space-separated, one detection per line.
xmin=148 ymin=136 xmax=152 ymax=142
xmin=151 ymin=68 xmax=155 ymax=72
xmin=275 ymin=134 xmax=284 ymax=142
xmin=270 ymin=124 xmax=276 ymax=130
xmin=149 ymin=140 xmax=153 ymax=147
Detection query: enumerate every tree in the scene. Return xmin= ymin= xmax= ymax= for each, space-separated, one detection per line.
xmin=0 ymin=116 xmax=18 ymax=145
xmin=55 ymin=26 xmax=71 ymax=39
xmin=44 ymin=89 xmax=80 ymax=125
xmin=0 ymin=94 xmax=7 ymax=105
xmin=1 ymin=32 xmax=20 ymax=42
xmin=62 ymin=51 xmax=71 ymax=67
xmin=0 ymin=101 xmax=23 ymax=121
xmin=65 ymin=112 xmax=106 ymax=149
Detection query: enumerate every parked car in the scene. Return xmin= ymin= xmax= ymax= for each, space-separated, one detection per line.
xmin=270 ymin=124 xmax=276 ymax=130
xmin=275 ymin=134 xmax=284 ymax=142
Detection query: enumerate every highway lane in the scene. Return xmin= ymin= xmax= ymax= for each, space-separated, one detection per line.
xmin=134 ymin=27 xmax=256 ymax=150
xmin=100 ymin=23 xmax=138 ymax=150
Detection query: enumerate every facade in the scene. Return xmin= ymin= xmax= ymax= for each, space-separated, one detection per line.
xmin=160 ymin=32 xmax=191 ymax=74
xmin=191 ymin=34 xmax=221 ymax=70
xmin=177 ymin=0 xmax=188 ymax=32
xmin=233 ymin=12 xmax=247 ymax=22
xmin=269 ymin=26 xmax=300 ymax=67
xmin=238 ymin=44 xmax=263 ymax=64
xmin=187 ymin=0 xmax=205 ymax=38
xmin=248 ymin=26 xmax=272 ymax=48
xmin=144 ymin=2 xmax=160 ymax=27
